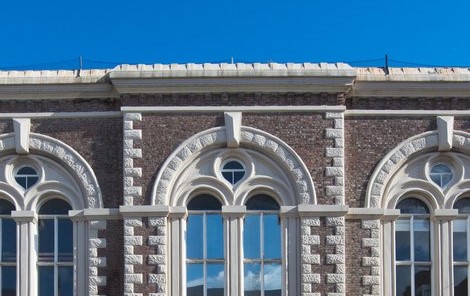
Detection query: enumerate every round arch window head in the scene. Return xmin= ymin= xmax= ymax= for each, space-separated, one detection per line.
xmin=429 ymin=164 xmax=453 ymax=188
xmin=14 ymin=166 xmax=39 ymax=190
xmin=221 ymin=160 xmax=245 ymax=185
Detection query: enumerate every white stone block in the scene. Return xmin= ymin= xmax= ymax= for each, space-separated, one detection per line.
xmin=363 ymin=276 xmax=380 ymax=285
xmin=149 ymin=217 xmax=166 ymax=226
xmin=302 ymin=254 xmax=320 ymax=264
xmin=125 ymin=218 xmax=143 ymax=227
xmin=302 ymin=235 xmax=320 ymax=245
xmin=125 ymin=274 xmax=143 ymax=284
xmin=326 ymin=254 xmax=344 ymax=264
xmin=326 ymin=235 xmax=344 ymax=245
xmin=148 ymin=274 xmax=166 ymax=284
xmin=302 ymin=218 xmax=320 ymax=227
xmin=326 ymin=274 xmax=345 ymax=283
xmin=326 ymin=217 xmax=344 ymax=227
xmin=125 ymin=236 xmax=143 ymax=246
xmin=326 ymin=148 xmax=343 ymax=157
xmin=89 ymin=238 xmax=106 ymax=248
xmin=149 ymin=236 xmax=166 ymax=246
xmin=325 ymin=129 xmax=343 ymax=139
xmin=124 ymin=148 xmax=142 ymax=158
xmin=90 ymin=257 xmax=107 ymax=267
xmin=148 ymin=255 xmax=166 ymax=265
xmin=325 ymin=167 xmax=344 ymax=177
xmin=124 ymin=113 xmax=142 ymax=121
xmin=325 ymin=112 xmax=344 ymax=119
xmin=125 ymin=255 xmax=143 ymax=265
xmin=302 ymin=274 xmax=320 ymax=283
xmin=362 ymin=238 xmax=379 ymax=247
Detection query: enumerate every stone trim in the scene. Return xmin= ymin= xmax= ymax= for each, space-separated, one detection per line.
xmin=325 ymin=112 xmax=345 ymax=205
xmin=300 ymin=217 xmax=321 ymax=296
xmin=123 ymin=112 xmax=143 ymax=206
xmin=152 ymin=126 xmax=316 ymax=206
xmin=124 ymin=218 xmax=144 ymax=296
xmin=361 ymin=219 xmax=381 ymax=296
xmin=89 ymin=220 xmax=107 ymax=296
xmin=365 ymin=130 xmax=470 ymax=208
xmin=121 ymin=105 xmax=346 ymax=113
xmin=147 ymin=217 xmax=167 ymax=295
xmin=326 ymin=217 xmax=345 ymax=296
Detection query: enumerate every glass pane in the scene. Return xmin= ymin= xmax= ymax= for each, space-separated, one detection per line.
xmin=0 ymin=200 xmax=15 ymax=215
xmin=206 ymin=214 xmax=223 ymax=259
xmin=58 ymin=266 xmax=73 ymax=296
xmin=396 ymin=265 xmax=411 ymax=296
xmin=15 ymin=177 xmax=27 ymax=189
xmin=2 ymin=266 xmax=16 ymax=296
xmin=17 ymin=167 xmax=37 ymax=175
xmin=455 ymin=199 xmax=470 ymax=214
xmin=264 ymin=263 xmax=281 ymax=295
xmin=222 ymin=172 xmax=232 ymax=184
xmin=39 ymin=199 xmax=71 ymax=215
xmin=187 ymin=215 xmax=203 ymax=259
xmin=246 ymin=195 xmax=280 ymax=211
xmin=188 ymin=195 xmax=222 ymax=211
xmin=28 ymin=176 xmax=39 ymax=187
xmin=414 ymin=219 xmax=430 ymax=262
xmin=454 ymin=266 xmax=468 ymax=296
xmin=415 ymin=265 xmax=431 ymax=296
xmin=233 ymin=172 xmax=245 ymax=184
xmin=263 ymin=215 xmax=281 ymax=259
xmin=58 ymin=219 xmax=73 ymax=262
xmin=395 ymin=220 xmax=411 ymax=261
xmin=38 ymin=266 xmax=54 ymax=296
xmin=244 ymin=215 xmax=260 ymax=259
xmin=396 ymin=198 xmax=429 ymax=214
xmin=38 ymin=219 xmax=55 ymax=262
xmin=244 ymin=263 xmax=261 ymax=296
xmin=207 ymin=264 xmax=224 ymax=296
xmin=224 ymin=161 xmax=243 ymax=170
xmin=2 ymin=219 xmax=16 ymax=262
xmin=453 ymin=220 xmax=467 ymax=261
xmin=187 ymin=264 xmax=203 ymax=296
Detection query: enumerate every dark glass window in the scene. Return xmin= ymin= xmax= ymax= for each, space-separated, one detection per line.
xmin=221 ymin=160 xmax=245 ymax=185
xmin=0 ymin=200 xmax=15 ymax=296
xmin=14 ymin=166 xmax=38 ymax=189
xmin=38 ymin=199 xmax=73 ymax=296
xmin=430 ymin=164 xmax=453 ymax=188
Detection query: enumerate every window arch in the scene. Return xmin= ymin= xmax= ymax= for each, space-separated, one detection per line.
xmin=37 ymin=199 xmax=73 ymax=296
xmin=186 ymin=194 xmax=224 ymax=296
xmin=453 ymin=197 xmax=470 ymax=295
xmin=243 ymin=194 xmax=281 ymax=296
xmin=395 ymin=197 xmax=432 ymax=296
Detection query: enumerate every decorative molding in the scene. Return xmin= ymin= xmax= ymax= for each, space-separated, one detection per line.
xmin=120 ymin=205 xmax=169 ymax=217
xmin=151 ymin=126 xmax=316 ymax=206
xmin=437 ymin=116 xmax=454 ymax=151
xmin=13 ymin=118 xmax=30 ymax=154
xmin=123 ymin=112 xmax=143 ymax=206
xmin=345 ymin=110 xmax=470 ymax=117
xmin=300 ymin=217 xmax=321 ymax=296
xmin=0 ymin=133 xmax=103 ymax=209
xmin=365 ymin=130 xmax=470 ymax=208
xmin=325 ymin=111 xmax=345 ymax=205
xmin=121 ymin=105 xmax=346 ymax=113
xmin=0 ymin=111 xmax=121 ymax=119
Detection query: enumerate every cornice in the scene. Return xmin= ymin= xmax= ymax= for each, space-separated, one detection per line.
xmin=0 ymin=83 xmax=118 ymax=100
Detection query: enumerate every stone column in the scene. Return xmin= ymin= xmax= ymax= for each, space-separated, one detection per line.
xmin=11 ymin=211 xmax=37 ymax=296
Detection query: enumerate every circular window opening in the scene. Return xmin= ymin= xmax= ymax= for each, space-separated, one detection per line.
xmin=430 ymin=164 xmax=453 ymax=188
xmin=221 ymin=160 xmax=245 ymax=185
xmin=15 ymin=166 xmax=39 ymax=189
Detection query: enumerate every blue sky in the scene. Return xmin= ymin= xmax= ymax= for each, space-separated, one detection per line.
xmin=1 ymin=0 xmax=469 ymax=69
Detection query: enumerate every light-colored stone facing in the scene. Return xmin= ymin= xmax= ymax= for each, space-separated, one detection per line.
xmin=325 ymin=217 xmax=346 ymax=296
xmin=362 ymin=219 xmax=381 ymax=296
xmin=300 ymin=217 xmax=321 ymax=296
xmin=148 ymin=217 xmax=167 ymax=295
xmin=89 ymin=220 xmax=107 ymax=296
xmin=123 ymin=218 xmax=143 ymax=296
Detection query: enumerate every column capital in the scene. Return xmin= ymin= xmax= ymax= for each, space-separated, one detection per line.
xmin=11 ymin=210 xmax=37 ymax=223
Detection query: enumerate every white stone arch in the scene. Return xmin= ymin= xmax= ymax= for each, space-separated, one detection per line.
xmin=152 ymin=126 xmax=316 ymax=206
xmin=0 ymin=132 xmax=102 ymax=209
xmin=365 ymin=130 xmax=470 ymax=208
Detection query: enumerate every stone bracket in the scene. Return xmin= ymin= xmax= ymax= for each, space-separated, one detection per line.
xmin=13 ymin=118 xmax=30 ymax=154
xmin=224 ymin=112 xmax=242 ymax=148
xmin=437 ymin=115 xmax=454 ymax=151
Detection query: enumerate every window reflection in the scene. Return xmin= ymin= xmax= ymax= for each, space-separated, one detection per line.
xmin=244 ymin=195 xmax=281 ymax=296
xmin=186 ymin=194 xmax=224 ymax=296
xmin=38 ymin=199 xmax=72 ymax=296
xmin=453 ymin=198 xmax=470 ymax=296
xmin=395 ymin=198 xmax=431 ymax=296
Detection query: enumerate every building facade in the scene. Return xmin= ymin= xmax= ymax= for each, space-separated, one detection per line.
xmin=0 ymin=63 xmax=468 ymax=296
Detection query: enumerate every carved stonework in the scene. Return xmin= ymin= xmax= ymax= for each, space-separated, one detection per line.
xmin=152 ymin=126 xmax=316 ymax=205
xmin=0 ymin=133 xmax=102 ymax=208
xmin=366 ymin=130 xmax=470 ymax=208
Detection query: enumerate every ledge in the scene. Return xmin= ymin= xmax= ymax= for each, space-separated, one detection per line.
xmin=11 ymin=210 xmax=37 ymax=223
xmin=297 ymin=205 xmax=349 ymax=217
xmin=346 ymin=208 xmax=385 ymax=219
xmin=119 ymin=205 xmax=169 ymax=217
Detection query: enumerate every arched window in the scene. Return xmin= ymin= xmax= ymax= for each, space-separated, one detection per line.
xmin=37 ymin=199 xmax=73 ymax=296
xmin=0 ymin=200 xmax=15 ymax=296
xmin=186 ymin=194 xmax=224 ymax=296
xmin=395 ymin=198 xmax=431 ymax=296
xmin=243 ymin=194 xmax=281 ymax=296
xmin=453 ymin=198 xmax=470 ymax=295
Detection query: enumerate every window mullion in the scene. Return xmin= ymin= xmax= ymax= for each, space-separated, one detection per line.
xmin=203 ymin=213 xmax=207 ymax=296
xmin=55 ymin=217 xmax=59 ymax=296
xmin=410 ymin=216 xmax=415 ymax=296
xmin=260 ymin=213 xmax=264 ymax=296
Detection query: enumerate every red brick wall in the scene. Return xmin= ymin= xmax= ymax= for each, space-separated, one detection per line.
xmin=347 ymin=97 xmax=470 ymax=110
xmin=346 ymin=220 xmax=372 ymax=295
xmin=0 ymin=98 xmax=120 ymax=112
